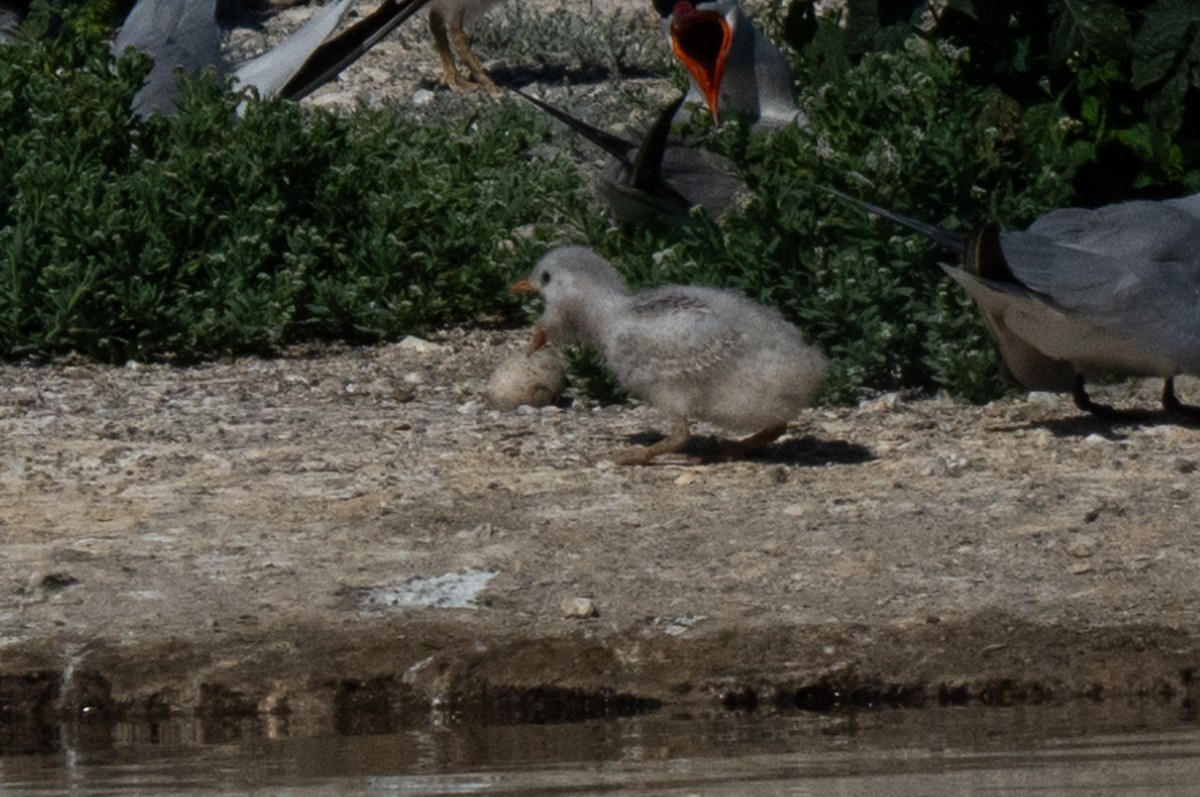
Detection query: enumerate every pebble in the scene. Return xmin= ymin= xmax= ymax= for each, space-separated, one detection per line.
xmin=357 ymin=66 xmax=390 ymax=84
xmin=411 ymin=89 xmax=435 ymax=106
xmin=1026 ymin=391 xmax=1062 ymax=406
xmin=307 ymin=92 xmax=354 ymax=110
xmin=858 ymin=392 xmax=903 ymax=413
xmin=1070 ymin=563 xmax=1093 ymax=575
xmin=1065 ymin=536 xmax=1098 ymax=558
xmin=561 ymin=597 xmax=598 ymax=619
xmin=398 ymin=336 xmax=445 ymax=355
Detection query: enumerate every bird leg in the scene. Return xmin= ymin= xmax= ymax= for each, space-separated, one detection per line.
xmin=1161 ymin=377 xmax=1200 ymax=418
xmin=1071 ymin=374 xmax=1118 ymax=417
xmin=428 ymin=8 xmax=476 ymax=91
xmin=613 ymin=418 xmax=691 ymax=466
xmin=449 ymin=11 xmax=497 ymax=91
xmin=708 ymin=421 xmax=788 ymax=462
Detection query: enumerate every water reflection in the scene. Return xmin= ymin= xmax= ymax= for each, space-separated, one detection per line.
xmin=1 ymin=702 xmax=1198 ymax=795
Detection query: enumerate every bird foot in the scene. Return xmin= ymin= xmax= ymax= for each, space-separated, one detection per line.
xmin=1071 ymin=376 xmax=1139 ymax=419
xmin=443 ymin=73 xmax=481 ymax=92
xmin=1163 ymin=397 xmax=1200 ymax=419
xmin=611 ymin=446 xmax=662 ymax=466
xmin=472 ymin=72 xmax=498 ymax=92
xmin=610 ymin=422 xmax=692 ymax=466
xmin=1073 ymin=376 xmax=1200 ymax=422
xmin=440 ymin=68 xmax=497 ymax=93
xmin=1161 ymin=378 xmax=1200 ymax=419
xmin=701 ymin=423 xmax=788 ymax=462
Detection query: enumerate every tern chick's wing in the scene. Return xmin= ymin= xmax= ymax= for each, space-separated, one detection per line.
xmin=611 ymin=289 xmax=747 ymax=388
xmin=608 ymin=284 xmax=823 ymax=433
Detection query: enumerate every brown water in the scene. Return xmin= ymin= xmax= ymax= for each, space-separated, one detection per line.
xmin=2 ymin=703 xmax=1198 ymax=795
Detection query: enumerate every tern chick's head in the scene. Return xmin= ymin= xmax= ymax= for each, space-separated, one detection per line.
xmin=510 ymin=246 xmax=632 ymax=351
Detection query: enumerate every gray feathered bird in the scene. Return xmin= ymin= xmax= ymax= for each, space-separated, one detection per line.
xmin=510 ymin=88 xmax=748 ymax=225
xmin=833 ymin=189 xmax=1200 ymax=416
xmin=511 ymin=246 xmax=826 ymax=464
xmin=0 ymin=0 xmax=27 ymax=44
xmin=114 ymin=0 xmax=433 ymax=116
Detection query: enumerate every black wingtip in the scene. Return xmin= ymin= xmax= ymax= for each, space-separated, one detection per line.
xmin=964 ymin=221 xmax=1016 ymax=281
xmin=507 ymin=85 xmax=636 ymax=163
xmin=809 ymin=183 xmax=966 ymax=253
xmin=628 ymin=94 xmax=686 ymax=193
xmin=279 ymin=0 xmax=434 ymax=103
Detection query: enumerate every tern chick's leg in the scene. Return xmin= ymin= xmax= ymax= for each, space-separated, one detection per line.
xmin=707 ymin=421 xmax=788 ymax=462
xmin=613 ymin=418 xmax=691 ymax=466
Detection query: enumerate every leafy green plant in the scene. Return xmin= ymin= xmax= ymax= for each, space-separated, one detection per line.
xmin=0 ymin=11 xmax=586 ymax=361
xmin=785 ymin=0 xmax=1200 ymax=202
xmin=561 ymin=343 xmax=628 ymax=406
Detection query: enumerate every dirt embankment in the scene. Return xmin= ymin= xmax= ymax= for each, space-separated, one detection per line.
xmin=3 ymin=328 xmax=1200 ymax=733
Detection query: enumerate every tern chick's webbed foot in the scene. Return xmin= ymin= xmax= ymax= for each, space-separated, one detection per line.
xmin=511 ymin=246 xmax=827 ymax=465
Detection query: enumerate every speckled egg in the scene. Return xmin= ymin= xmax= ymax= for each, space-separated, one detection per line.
xmin=483 ymin=346 xmax=566 ymax=410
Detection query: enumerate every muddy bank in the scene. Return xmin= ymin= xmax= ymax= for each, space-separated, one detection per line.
xmin=2 ymin=328 xmax=1200 ymax=734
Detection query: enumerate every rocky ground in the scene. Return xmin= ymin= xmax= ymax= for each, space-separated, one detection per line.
xmin=3 ymin=0 xmax=1200 ymax=737
xmin=3 ymin=326 xmax=1200 ymax=733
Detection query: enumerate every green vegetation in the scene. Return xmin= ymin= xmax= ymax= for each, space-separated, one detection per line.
xmin=1 ymin=0 xmax=1197 ymax=405
xmin=1 ymin=0 xmax=583 ymax=361
xmin=783 ymin=0 xmax=1200 ymax=202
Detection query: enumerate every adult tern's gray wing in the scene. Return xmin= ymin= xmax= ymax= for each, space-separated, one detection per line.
xmin=0 ymin=0 xmax=26 ymax=44
xmin=232 ymin=0 xmax=355 ymax=101
xmin=114 ymin=0 xmax=222 ymax=116
xmin=511 ymin=88 xmax=743 ymax=223
xmin=997 ymin=199 xmax=1200 ymax=375
xmin=1166 ymin=192 xmax=1200 ymax=219
xmin=656 ymin=147 xmax=747 ymax=219
xmin=620 ymin=91 xmax=748 ymax=218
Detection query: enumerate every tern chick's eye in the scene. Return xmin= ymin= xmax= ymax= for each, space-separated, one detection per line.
xmin=540 ymin=271 xmax=552 ymax=286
